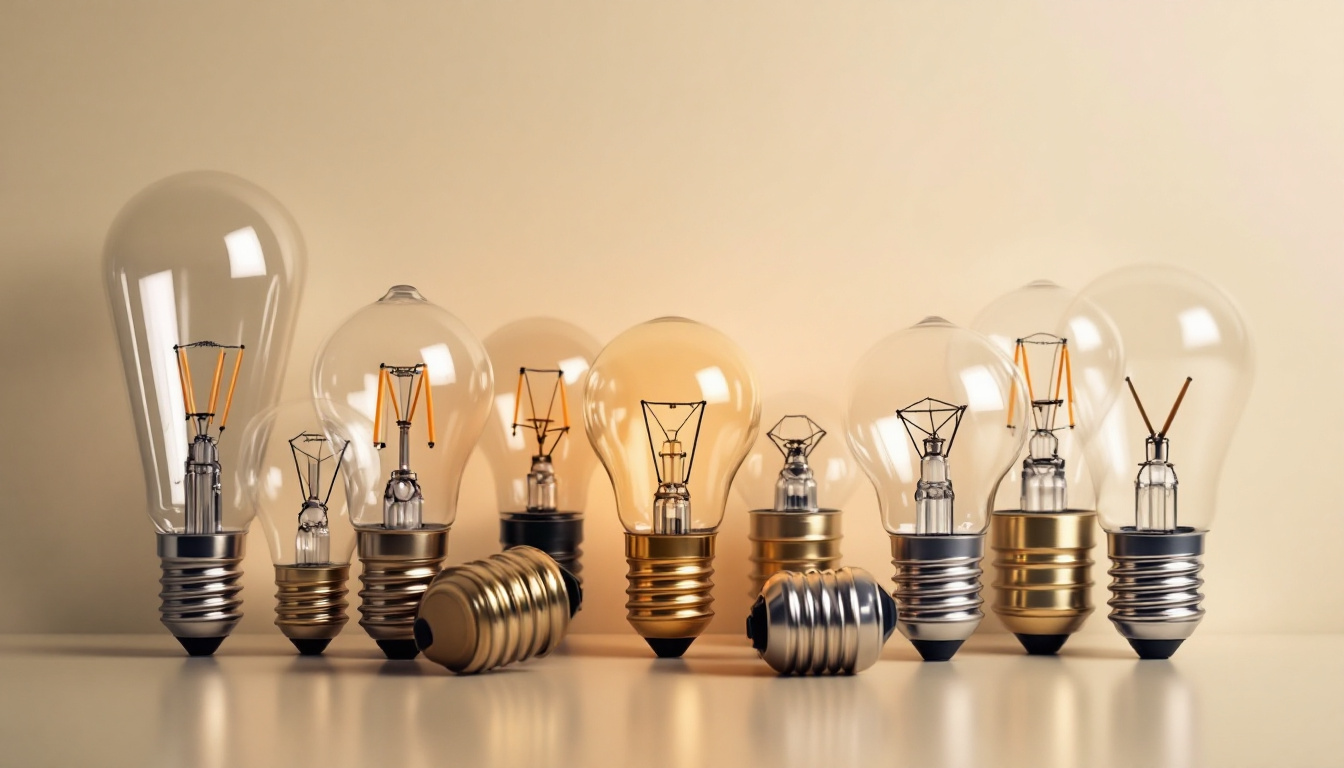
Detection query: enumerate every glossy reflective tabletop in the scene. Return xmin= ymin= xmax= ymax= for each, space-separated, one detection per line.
xmin=0 ymin=633 xmax=1339 ymax=768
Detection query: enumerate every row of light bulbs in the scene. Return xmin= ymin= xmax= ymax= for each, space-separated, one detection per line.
xmin=104 ymin=172 xmax=1253 ymax=674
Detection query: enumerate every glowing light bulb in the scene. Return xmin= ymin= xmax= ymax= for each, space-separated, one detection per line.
xmin=1063 ymin=265 xmax=1253 ymax=659
xmin=103 ymin=172 xmax=305 ymax=656
xmin=584 ymin=317 xmax=760 ymax=657
xmin=846 ymin=317 xmax=1027 ymax=661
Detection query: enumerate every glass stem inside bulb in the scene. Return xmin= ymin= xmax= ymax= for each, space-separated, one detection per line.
xmin=526 ymin=455 xmax=558 ymax=512
xmin=1135 ymin=437 xmax=1178 ymax=531
xmin=184 ymin=433 xmax=222 ymax=534
xmin=915 ymin=438 xmax=954 ymax=535
xmin=383 ymin=420 xmax=424 ymax=529
xmin=1021 ymin=430 xmax=1067 ymax=512
xmin=654 ymin=438 xmax=691 ymax=533
xmin=296 ymin=500 xmax=331 ymax=565
xmin=774 ymin=445 xmax=819 ymax=512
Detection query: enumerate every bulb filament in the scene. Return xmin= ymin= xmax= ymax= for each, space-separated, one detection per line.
xmin=374 ymin=363 xmax=435 ymax=529
xmin=766 ymin=415 xmax=827 ymax=512
xmin=509 ymin=367 xmax=572 ymax=512
xmin=289 ymin=432 xmax=347 ymax=565
xmin=642 ymin=400 xmax=706 ymax=534
xmin=1007 ymin=335 xmax=1075 ymax=512
xmin=896 ymin=398 xmax=966 ymax=535
xmin=1126 ymin=377 xmax=1193 ymax=532
xmin=174 ymin=341 xmax=245 ymax=534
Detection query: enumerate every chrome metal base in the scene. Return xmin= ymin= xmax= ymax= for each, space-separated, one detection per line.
xmin=990 ymin=509 xmax=1096 ymax=655
xmin=747 ymin=567 xmax=896 ymax=675
xmin=1107 ymin=528 xmax=1206 ymax=659
xmin=890 ymin=533 xmax=984 ymax=661
xmin=356 ymin=526 xmax=449 ymax=659
xmin=416 ymin=546 xmax=582 ymax=674
xmin=747 ymin=508 xmax=842 ymax=596
xmin=157 ymin=531 xmax=246 ymax=656
xmin=274 ymin=564 xmax=350 ymax=655
xmin=625 ymin=532 xmax=716 ymax=657
xmin=500 ymin=510 xmax=584 ymax=580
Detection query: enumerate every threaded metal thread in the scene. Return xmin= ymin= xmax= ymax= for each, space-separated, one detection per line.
xmin=275 ymin=565 xmax=350 ymax=641
xmin=750 ymin=567 xmax=895 ymax=675
xmin=357 ymin=527 xmax=448 ymax=642
xmin=748 ymin=509 xmax=842 ymax=597
xmin=989 ymin=510 xmax=1096 ymax=638
xmin=890 ymin=533 xmax=984 ymax=643
xmin=417 ymin=547 xmax=577 ymax=674
xmin=157 ymin=532 xmax=245 ymax=641
xmin=625 ymin=532 xmax=716 ymax=641
xmin=1107 ymin=529 xmax=1205 ymax=642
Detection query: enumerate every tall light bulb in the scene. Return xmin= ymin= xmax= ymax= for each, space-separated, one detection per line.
xmin=480 ymin=318 xmax=601 ymax=578
xmin=732 ymin=395 xmax=861 ymax=595
xmin=1063 ymin=265 xmax=1253 ymax=659
xmin=103 ymin=171 xmax=305 ymax=656
xmin=237 ymin=401 xmax=357 ymax=655
xmin=972 ymin=280 xmax=1100 ymax=656
xmin=312 ymin=285 xmax=493 ymax=660
xmin=584 ymin=317 xmax=760 ymax=657
xmin=846 ymin=316 xmax=1027 ymax=661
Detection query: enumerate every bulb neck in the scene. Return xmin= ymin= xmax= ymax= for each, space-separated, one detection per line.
xmin=653 ymin=483 xmax=691 ymax=534
xmin=1021 ymin=429 xmax=1067 ymax=513
xmin=1135 ymin=436 xmax=1178 ymax=532
xmin=915 ymin=451 xmax=953 ymax=534
xmin=296 ymin=499 xmax=331 ymax=566
xmin=184 ymin=433 xmax=222 ymax=535
xmin=774 ymin=446 xmax=819 ymax=512
xmin=526 ymin=455 xmax=558 ymax=512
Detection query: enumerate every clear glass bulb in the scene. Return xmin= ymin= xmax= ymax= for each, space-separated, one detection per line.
xmin=846 ymin=317 xmax=1027 ymax=536
xmin=103 ymin=171 xmax=305 ymax=534
xmin=236 ymin=401 xmax=357 ymax=567
xmin=584 ymin=317 xmax=761 ymax=533
xmin=479 ymin=318 xmax=602 ymax=515
xmin=972 ymin=280 xmax=1099 ymax=514
xmin=732 ymin=394 xmax=861 ymax=512
xmin=311 ymin=285 xmax=493 ymax=530
xmin=1062 ymin=266 xmax=1254 ymax=533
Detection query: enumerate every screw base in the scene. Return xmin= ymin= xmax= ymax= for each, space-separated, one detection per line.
xmin=747 ymin=509 xmax=842 ymax=596
xmin=625 ymin=532 xmax=716 ymax=653
xmin=989 ymin=509 xmax=1096 ymax=645
xmin=157 ymin=532 xmax=246 ymax=655
xmin=274 ymin=564 xmax=350 ymax=646
xmin=1107 ymin=528 xmax=1206 ymax=659
xmin=889 ymin=533 xmax=984 ymax=662
xmin=356 ymin=526 xmax=449 ymax=657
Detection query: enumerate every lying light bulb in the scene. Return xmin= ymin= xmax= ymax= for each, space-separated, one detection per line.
xmin=846 ymin=317 xmax=1027 ymax=661
xmin=584 ymin=317 xmax=760 ymax=657
xmin=1063 ymin=265 xmax=1253 ymax=659
xmin=103 ymin=172 xmax=305 ymax=656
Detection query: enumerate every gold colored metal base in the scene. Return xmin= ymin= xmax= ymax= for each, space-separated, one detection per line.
xmin=356 ymin=526 xmax=448 ymax=651
xmin=747 ymin=509 xmax=842 ymax=596
xmin=274 ymin=564 xmax=350 ymax=648
xmin=990 ymin=510 xmax=1096 ymax=641
xmin=416 ymin=546 xmax=579 ymax=674
xmin=625 ymin=532 xmax=716 ymax=653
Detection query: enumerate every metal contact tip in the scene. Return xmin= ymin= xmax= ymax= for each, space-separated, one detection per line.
xmin=645 ymin=637 xmax=695 ymax=658
xmin=290 ymin=638 xmax=332 ymax=656
xmin=1128 ymin=638 xmax=1184 ymax=660
xmin=377 ymin=639 xmax=421 ymax=660
xmin=911 ymin=639 xmax=964 ymax=662
xmin=175 ymin=636 xmax=226 ymax=657
xmin=1016 ymin=633 xmax=1069 ymax=656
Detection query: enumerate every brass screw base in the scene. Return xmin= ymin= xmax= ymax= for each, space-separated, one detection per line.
xmin=416 ymin=546 xmax=579 ymax=674
xmin=989 ymin=509 xmax=1096 ymax=653
xmin=747 ymin=509 xmax=842 ymax=596
xmin=625 ymin=532 xmax=716 ymax=657
xmin=274 ymin=564 xmax=350 ymax=654
xmin=356 ymin=526 xmax=449 ymax=658
xmin=157 ymin=531 xmax=246 ymax=656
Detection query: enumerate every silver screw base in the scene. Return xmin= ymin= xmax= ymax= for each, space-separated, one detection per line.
xmin=890 ymin=532 xmax=984 ymax=661
xmin=1107 ymin=528 xmax=1206 ymax=659
xmin=748 ymin=567 xmax=896 ymax=675
xmin=157 ymin=531 xmax=246 ymax=656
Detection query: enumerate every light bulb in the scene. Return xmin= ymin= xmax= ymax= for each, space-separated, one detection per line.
xmin=1063 ymin=265 xmax=1253 ymax=659
xmin=584 ymin=317 xmax=760 ymax=657
xmin=237 ymin=400 xmax=357 ymax=655
xmin=733 ymin=395 xmax=861 ymax=595
xmin=103 ymin=171 xmax=305 ymax=656
xmin=312 ymin=284 xmax=493 ymax=660
xmin=480 ymin=318 xmax=601 ymax=577
xmin=971 ymin=280 xmax=1100 ymax=656
xmin=846 ymin=316 xmax=1027 ymax=661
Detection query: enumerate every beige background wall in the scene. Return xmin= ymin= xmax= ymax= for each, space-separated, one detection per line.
xmin=1 ymin=2 xmax=1340 ymax=637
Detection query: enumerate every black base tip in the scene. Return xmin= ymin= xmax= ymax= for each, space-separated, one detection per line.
xmin=911 ymin=639 xmax=965 ymax=662
xmin=645 ymin=637 xmax=695 ymax=658
xmin=176 ymin=636 xmax=226 ymax=657
xmin=290 ymin=638 xmax=332 ymax=656
xmin=377 ymin=639 xmax=421 ymax=660
xmin=1128 ymin=638 xmax=1185 ymax=660
xmin=746 ymin=598 xmax=768 ymax=653
xmin=1015 ymin=633 xmax=1070 ymax=656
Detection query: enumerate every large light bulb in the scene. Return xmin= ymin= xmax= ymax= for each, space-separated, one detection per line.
xmin=972 ymin=280 xmax=1101 ymax=656
xmin=480 ymin=318 xmax=601 ymax=578
xmin=237 ymin=400 xmax=357 ymax=655
xmin=1063 ymin=265 xmax=1253 ymax=659
xmin=846 ymin=316 xmax=1027 ymax=661
xmin=312 ymin=284 xmax=493 ymax=660
xmin=103 ymin=171 xmax=305 ymax=656
xmin=584 ymin=317 xmax=760 ymax=657
xmin=732 ymin=395 xmax=861 ymax=595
